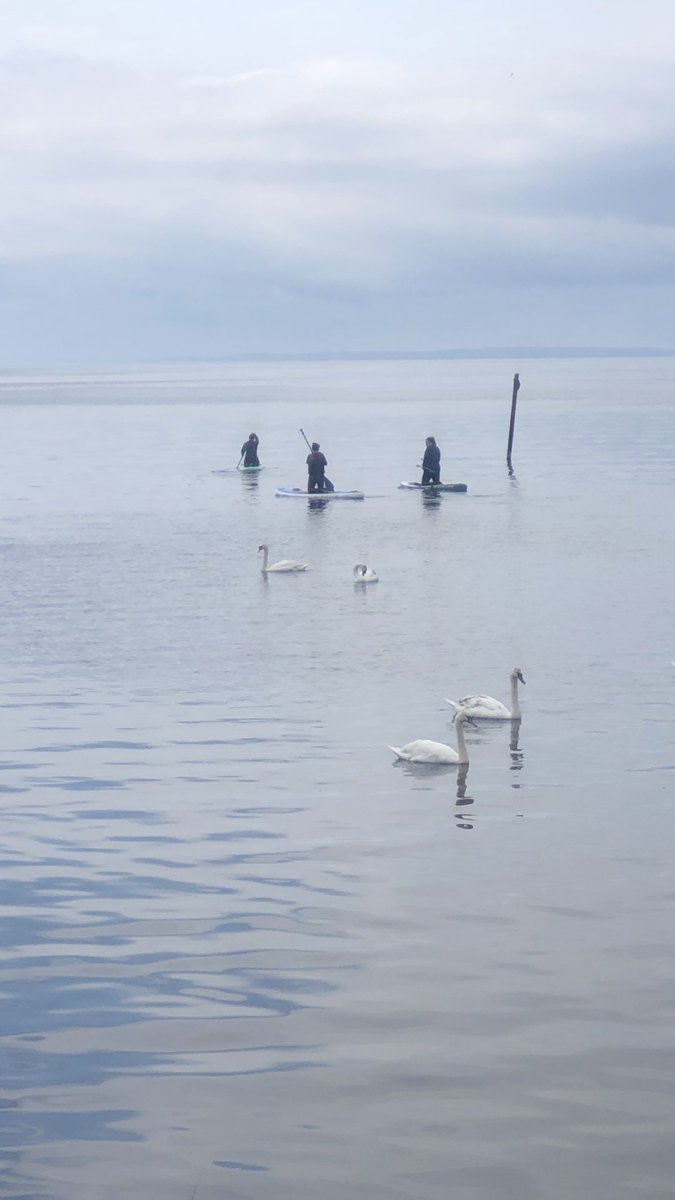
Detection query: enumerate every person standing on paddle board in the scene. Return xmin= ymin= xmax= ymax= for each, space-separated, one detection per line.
xmin=306 ymin=443 xmax=328 ymax=492
xmin=421 ymin=436 xmax=441 ymax=485
xmin=241 ymin=433 xmax=260 ymax=467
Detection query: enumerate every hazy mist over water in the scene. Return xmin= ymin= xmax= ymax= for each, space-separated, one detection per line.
xmin=0 ymin=357 xmax=674 ymax=1200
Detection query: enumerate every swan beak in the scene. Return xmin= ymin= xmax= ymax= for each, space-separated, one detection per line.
xmin=517 ymin=671 xmax=526 ymax=684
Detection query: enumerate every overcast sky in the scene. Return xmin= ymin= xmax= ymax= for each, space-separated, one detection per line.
xmin=2 ymin=0 xmax=675 ymax=363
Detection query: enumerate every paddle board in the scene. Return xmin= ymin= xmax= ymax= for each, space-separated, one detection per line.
xmin=238 ymin=464 xmax=264 ymax=472
xmin=276 ymin=487 xmax=365 ymax=500
xmin=398 ymin=481 xmax=467 ymax=493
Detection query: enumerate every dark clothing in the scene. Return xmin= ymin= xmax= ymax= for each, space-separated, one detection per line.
xmin=306 ymin=450 xmax=327 ymax=492
xmin=421 ymin=443 xmax=441 ymax=485
xmin=422 ymin=443 xmax=441 ymax=472
xmin=241 ymin=437 xmax=260 ymax=467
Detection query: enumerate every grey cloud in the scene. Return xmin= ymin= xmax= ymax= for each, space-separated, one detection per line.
xmin=2 ymin=42 xmax=675 ymax=359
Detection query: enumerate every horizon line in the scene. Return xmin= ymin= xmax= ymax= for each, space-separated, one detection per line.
xmin=2 ymin=345 xmax=675 ymax=372
xmin=202 ymin=346 xmax=675 ymax=362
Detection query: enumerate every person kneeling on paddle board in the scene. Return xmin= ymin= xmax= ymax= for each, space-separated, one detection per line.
xmin=307 ymin=443 xmax=328 ymax=492
xmin=241 ymin=433 xmax=260 ymax=466
xmin=421 ymin=436 xmax=441 ymax=485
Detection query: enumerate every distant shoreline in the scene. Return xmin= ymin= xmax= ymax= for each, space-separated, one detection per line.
xmin=1 ymin=348 xmax=675 ymax=374
xmin=209 ymin=347 xmax=675 ymax=362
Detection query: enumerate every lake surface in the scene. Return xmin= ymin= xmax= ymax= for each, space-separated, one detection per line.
xmin=0 ymin=357 xmax=674 ymax=1200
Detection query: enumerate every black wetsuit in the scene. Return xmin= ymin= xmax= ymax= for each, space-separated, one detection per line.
xmin=421 ymin=443 xmax=441 ymax=485
xmin=241 ymin=438 xmax=260 ymax=467
xmin=306 ymin=451 xmax=328 ymax=492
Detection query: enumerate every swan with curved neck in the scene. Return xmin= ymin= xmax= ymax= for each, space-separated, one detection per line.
xmin=446 ymin=667 xmax=525 ymax=720
xmin=353 ymin=564 xmax=378 ymax=583
xmin=258 ymin=544 xmax=308 ymax=573
xmin=389 ymin=708 xmax=471 ymax=764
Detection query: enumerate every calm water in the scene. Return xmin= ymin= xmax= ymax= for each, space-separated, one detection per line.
xmin=0 ymin=357 xmax=674 ymax=1200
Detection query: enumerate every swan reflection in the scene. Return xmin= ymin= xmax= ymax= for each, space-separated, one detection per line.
xmin=454 ymin=763 xmax=476 ymax=829
xmin=394 ymin=759 xmax=476 ymax=828
xmin=510 ymin=719 xmax=524 ymax=784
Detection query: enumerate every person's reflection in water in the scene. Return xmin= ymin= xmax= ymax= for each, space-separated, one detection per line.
xmin=510 ymin=719 xmax=524 ymax=785
xmin=454 ymin=762 xmax=475 ymax=829
xmin=422 ymin=491 xmax=442 ymax=512
xmin=307 ymin=496 xmax=330 ymax=516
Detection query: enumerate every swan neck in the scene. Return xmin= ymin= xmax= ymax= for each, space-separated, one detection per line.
xmin=510 ymin=674 xmax=520 ymax=716
xmin=455 ymin=718 xmax=469 ymax=764
xmin=261 ymin=546 xmax=268 ymax=570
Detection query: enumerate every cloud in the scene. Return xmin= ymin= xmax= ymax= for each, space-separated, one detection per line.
xmin=1 ymin=39 xmax=675 ymax=358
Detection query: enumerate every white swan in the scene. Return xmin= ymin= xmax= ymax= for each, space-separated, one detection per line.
xmin=389 ymin=709 xmax=470 ymax=764
xmin=258 ymin=544 xmax=308 ymax=573
xmin=353 ymin=564 xmax=378 ymax=583
xmin=446 ymin=667 xmax=525 ymax=720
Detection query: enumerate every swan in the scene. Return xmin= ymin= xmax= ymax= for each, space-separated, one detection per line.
xmin=446 ymin=667 xmax=525 ymax=720
xmin=389 ymin=708 xmax=470 ymax=764
xmin=353 ymin=564 xmax=378 ymax=583
xmin=258 ymin=544 xmax=308 ymax=573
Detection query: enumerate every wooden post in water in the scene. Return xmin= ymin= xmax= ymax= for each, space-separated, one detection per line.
xmin=506 ymin=372 xmax=520 ymax=475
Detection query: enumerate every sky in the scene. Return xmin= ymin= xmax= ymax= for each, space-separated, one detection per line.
xmin=2 ymin=0 xmax=675 ymax=364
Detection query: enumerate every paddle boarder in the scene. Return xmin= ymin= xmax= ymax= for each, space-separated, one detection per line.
xmin=240 ymin=433 xmax=260 ymax=467
xmin=306 ymin=442 xmax=328 ymax=492
xmin=421 ymin=436 xmax=441 ymax=485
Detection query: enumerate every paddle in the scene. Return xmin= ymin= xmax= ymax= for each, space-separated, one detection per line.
xmin=237 ymin=454 xmax=244 ymax=469
xmin=300 ymin=428 xmax=334 ymax=492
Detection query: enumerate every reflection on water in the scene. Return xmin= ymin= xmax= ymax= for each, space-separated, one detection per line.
xmin=510 ymin=719 xmax=524 ymax=781
xmin=421 ymin=490 xmax=442 ymax=510
xmin=396 ymin=757 xmax=457 ymax=776
xmin=307 ymin=495 xmax=332 ymax=514
xmin=454 ymin=762 xmax=476 ymax=830
xmin=455 ymin=762 xmax=472 ymax=803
